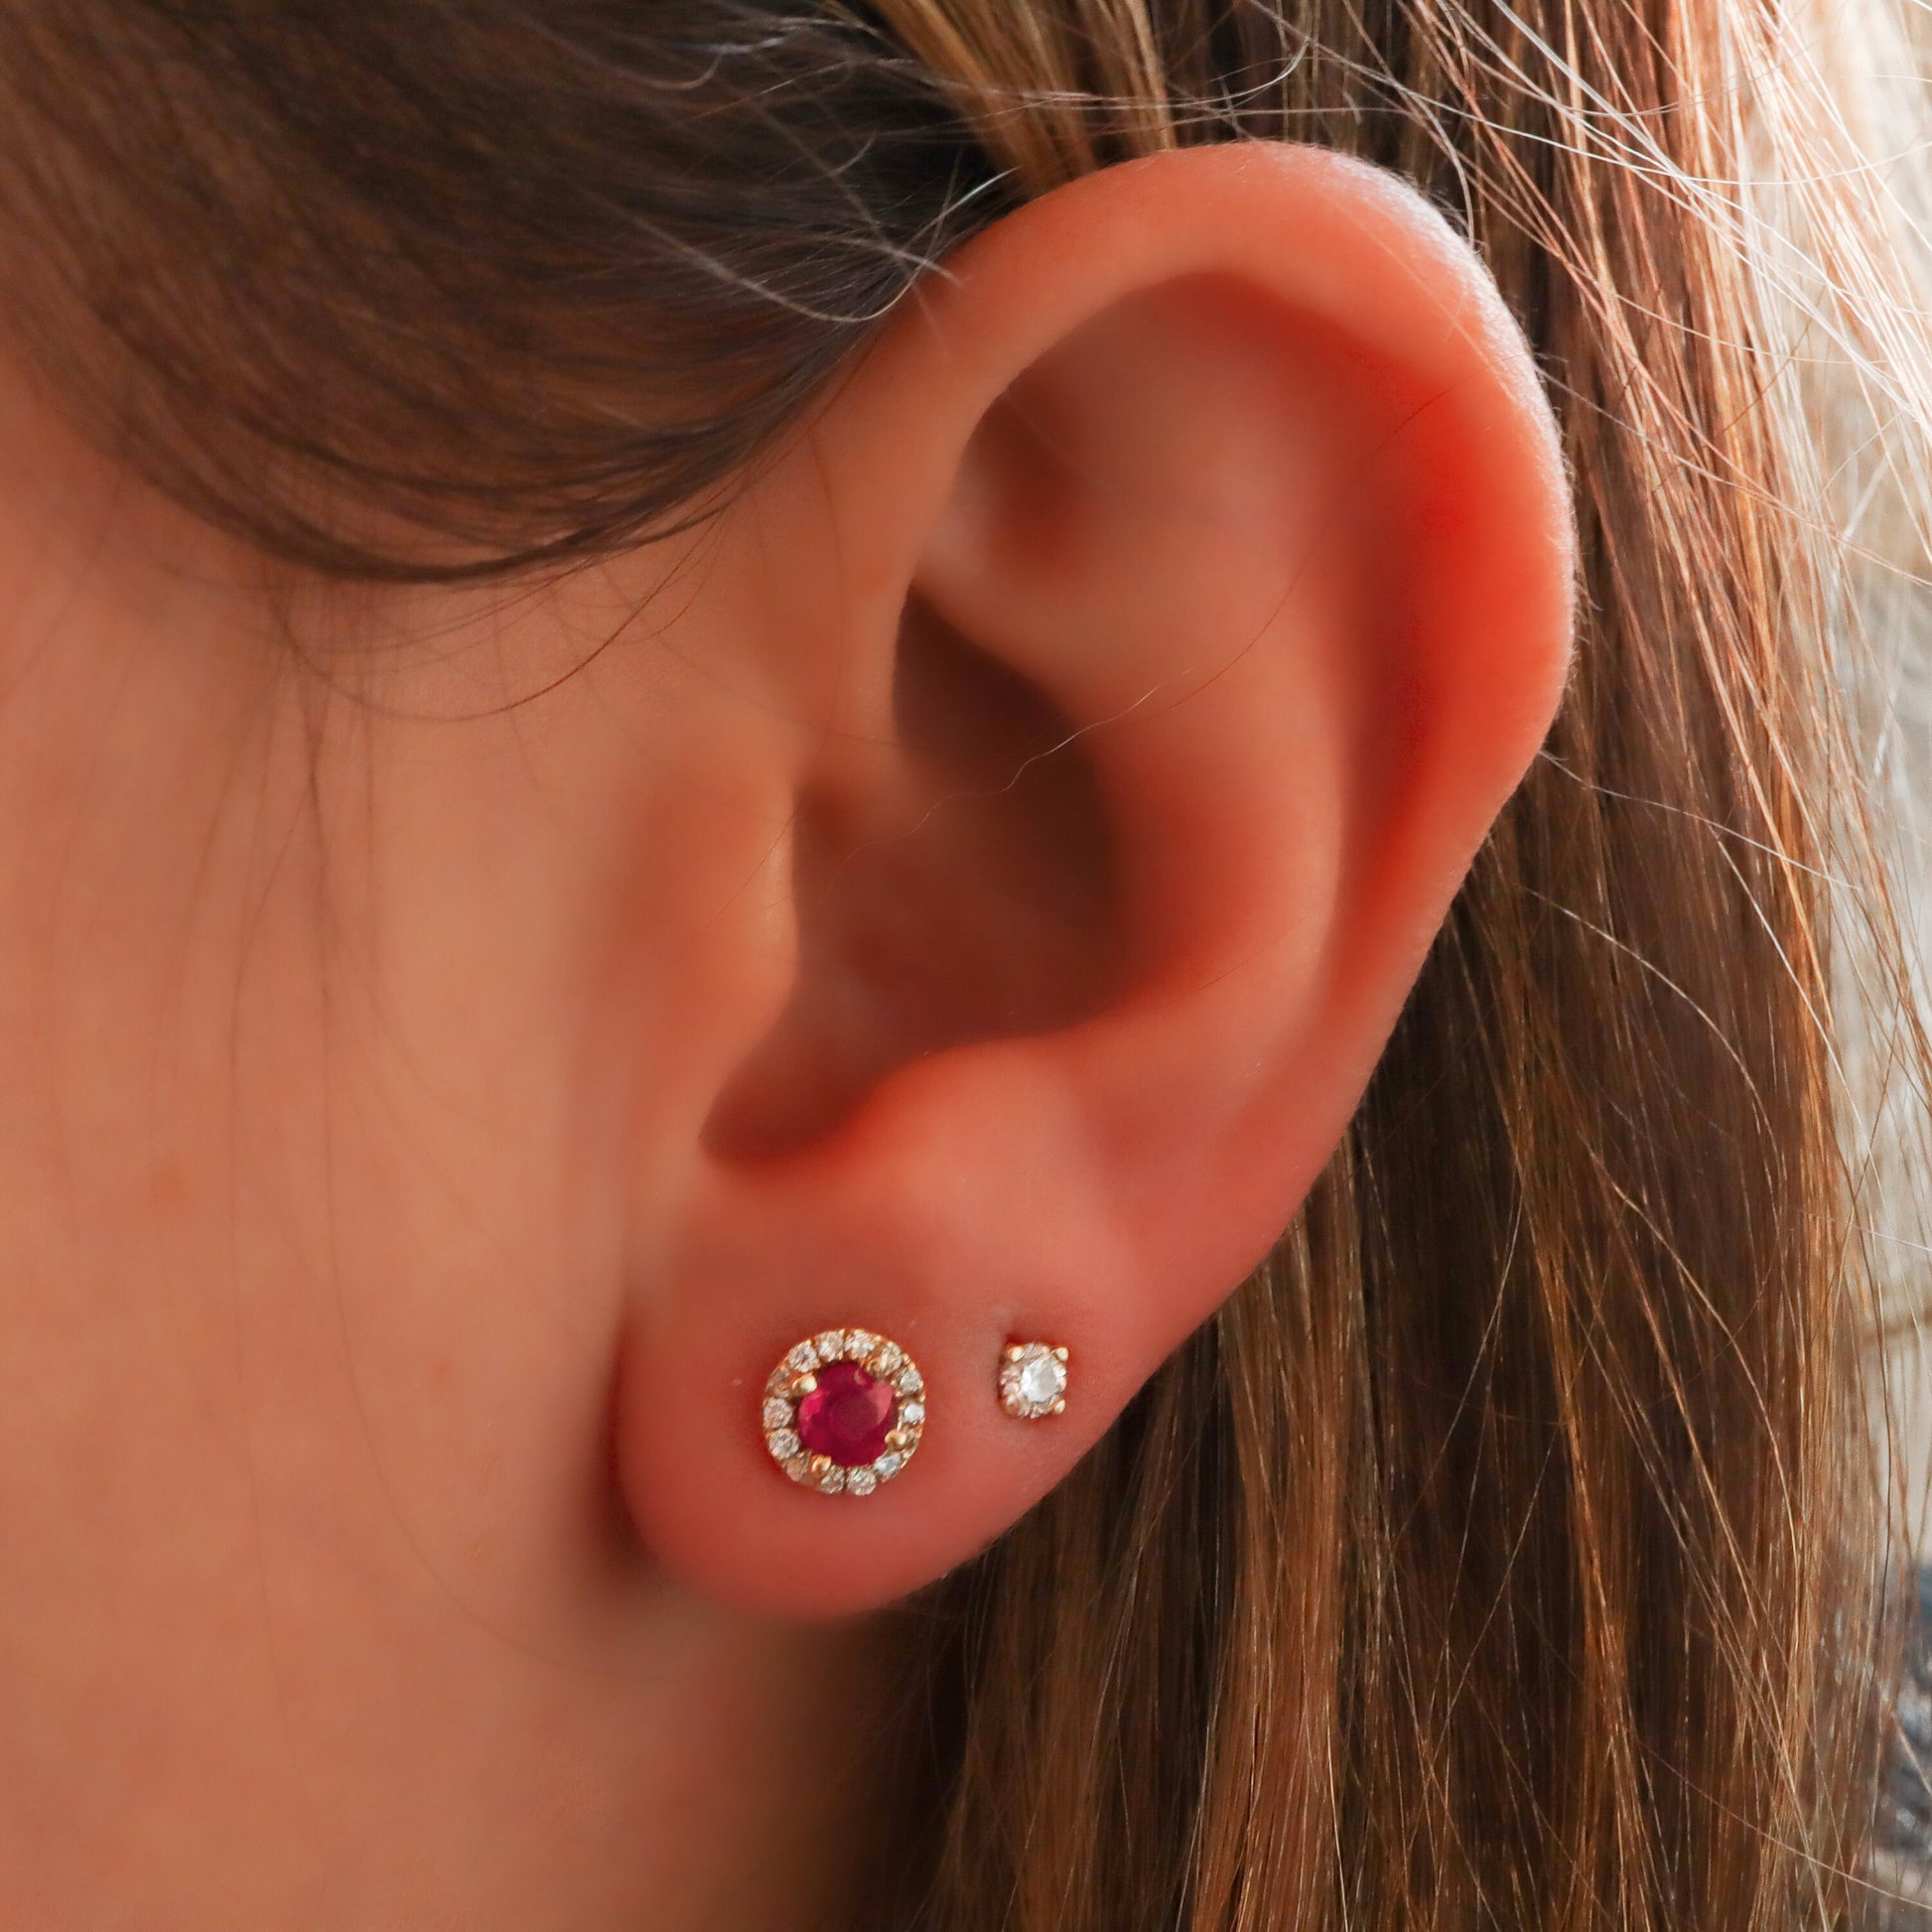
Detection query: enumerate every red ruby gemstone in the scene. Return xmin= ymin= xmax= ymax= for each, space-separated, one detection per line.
xmin=794 ymin=1360 xmax=895 ymax=1467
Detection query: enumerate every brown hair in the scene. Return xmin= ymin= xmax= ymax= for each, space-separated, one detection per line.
xmin=0 ymin=1 xmax=1922 ymax=1925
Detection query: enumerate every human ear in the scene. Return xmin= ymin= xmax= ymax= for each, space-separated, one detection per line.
xmin=614 ymin=142 xmax=1575 ymax=1617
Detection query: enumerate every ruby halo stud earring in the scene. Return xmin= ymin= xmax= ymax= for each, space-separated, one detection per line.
xmin=761 ymin=1329 xmax=925 ymax=1497
xmin=1000 ymin=1340 xmax=1069 ymax=1419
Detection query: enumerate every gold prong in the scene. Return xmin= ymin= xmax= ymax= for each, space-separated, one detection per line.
xmin=787 ymin=1371 xmax=817 ymax=1399
xmin=1054 ymin=1346 xmax=1070 ymax=1361
xmin=1004 ymin=1343 xmax=1025 ymax=1362
xmin=1050 ymin=1397 xmax=1066 ymax=1414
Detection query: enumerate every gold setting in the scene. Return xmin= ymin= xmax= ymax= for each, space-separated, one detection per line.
xmin=999 ymin=1340 xmax=1070 ymax=1419
xmin=760 ymin=1327 xmax=924 ymax=1497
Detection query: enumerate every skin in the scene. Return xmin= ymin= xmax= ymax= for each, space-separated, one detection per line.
xmin=0 ymin=145 xmax=1573 ymax=1928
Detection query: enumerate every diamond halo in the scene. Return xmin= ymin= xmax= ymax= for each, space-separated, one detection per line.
xmin=760 ymin=1328 xmax=925 ymax=1497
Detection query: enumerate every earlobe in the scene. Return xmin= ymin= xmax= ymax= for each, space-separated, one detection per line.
xmin=614 ymin=142 xmax=1575 ymax=1619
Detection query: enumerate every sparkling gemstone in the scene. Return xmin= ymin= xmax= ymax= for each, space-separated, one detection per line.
xmin=871 ymin=1341 xmax=903 ymax=1374
xmin=899 ymin=1400 xmax=926 ymax=1429
xmin=760 ymin=1398 xmax=794 ymax=1433
xmin=845 ymin=1329 xmax=879 ymax=1359
xmin=873 ymin=1451 xmax=902 ymax=1480
xmin=811 ymin=1328 xmax=846 ymax=1362
xmin=795 ymin=1360 xmax=897 ymax=1467
xmin=1001 ymin=1342 xmax=1068 ymax=1419
xmin=896 ymin=1366 xmax=922 ymax=1395
xmin=784 ymin=1341 xmax=818 ymax=1375
xmin=1019 ymin=1358 xmax=1060 ymax=1405
xmin=845 ymin=1467 xmax=879 ymax=1497
xmin=767 ymin=1428 xmax=800 ymax=1462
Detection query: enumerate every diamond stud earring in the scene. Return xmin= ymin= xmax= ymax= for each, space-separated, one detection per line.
xmin=760 ymin=1328 xmax=925 ymax=1497
xmin=999 ymin=1340 xmax=1069 ymax=1419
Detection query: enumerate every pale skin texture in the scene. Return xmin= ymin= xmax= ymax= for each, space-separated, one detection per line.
xmin=0 ymin=146 xmax=1574 ymax=1927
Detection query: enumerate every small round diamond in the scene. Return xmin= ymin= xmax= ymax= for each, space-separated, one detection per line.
xmin=873 ymin=1451 xmax=902 ymax=1480
xmin=845 ymin=1466 xmax=879 ymax=1497
xmin=896 ymin=1365 xmax=922 ymax=1395
xmin=899 ymin=1399 xmax=926 ymax=1429
xmin=811 ymin=1328 xmax=846 ymax=1362
xmin=761 ymin=1397 xmax=794 ymax=1432
xmin=767 ymin=1428 xmax=800 ymax=1463
xmin=1000 ymin=1341 xmax=1069 ymax=1420
xmin=783 ymin=1340 xmax=818 ymax=1375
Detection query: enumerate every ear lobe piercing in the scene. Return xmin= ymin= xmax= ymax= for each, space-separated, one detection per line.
xmin=1000 ymin=1340 xmax=1069 ymax=1419
xmin=761 ymin=1329 xmax=924 ymax=1497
